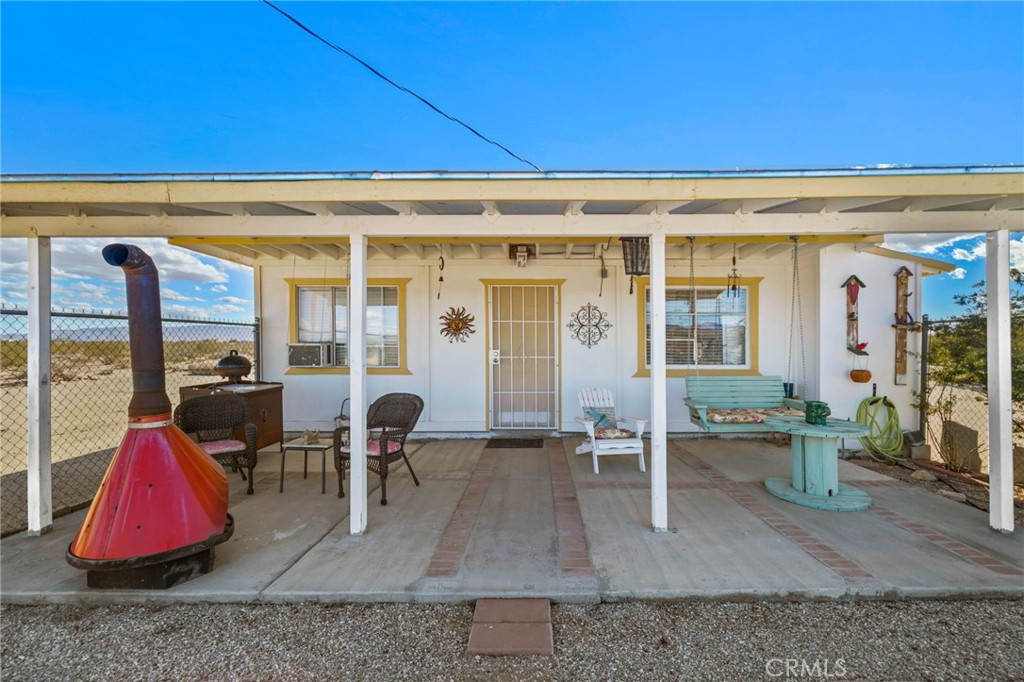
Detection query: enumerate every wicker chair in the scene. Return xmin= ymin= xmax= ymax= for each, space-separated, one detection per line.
xmin=333 ymin=392 xmax=423 ymax=505
xmin=173 ymin=393 xmax=258 ymax=495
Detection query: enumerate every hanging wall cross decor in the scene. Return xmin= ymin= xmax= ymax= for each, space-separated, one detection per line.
xmin=567 ymin=302 xmax=611 ymax=348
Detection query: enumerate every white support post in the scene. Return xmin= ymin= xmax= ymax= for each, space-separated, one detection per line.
xmin=986 ymin=230 xmax=1013 ymax=533
xmin=27 ymin=237 xmax=53 ymax=535
xmin=349 ymin=233 xmax=369 ymax=535
xmin=650 ymin=231 xmax=668 ymax=532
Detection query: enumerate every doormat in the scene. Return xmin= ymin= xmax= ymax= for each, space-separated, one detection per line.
xmin=485 ymin=438 xmax=544 ymax=449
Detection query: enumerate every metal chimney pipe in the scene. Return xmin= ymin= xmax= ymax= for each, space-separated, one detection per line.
xmin=102 ymin=244 xmax=171 ymax=419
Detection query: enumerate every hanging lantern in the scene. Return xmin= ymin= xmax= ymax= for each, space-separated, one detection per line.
xmin=620 ymin=236 xmax=649 ymax=294
xmin=727 ymin=243 xmax=742 ymax=298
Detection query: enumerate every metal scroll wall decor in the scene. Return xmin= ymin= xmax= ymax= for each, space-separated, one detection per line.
xmin=567 ymin=302 xmax=612 ymax=348
xmin=439 ymin=306 xmax=475 ymax=343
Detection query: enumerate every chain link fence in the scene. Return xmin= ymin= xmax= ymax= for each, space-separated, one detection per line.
xmin=1 ymin=304 xmax=257 ymax=536
xmin=919 ymin=315 xmax=1023 ymax=477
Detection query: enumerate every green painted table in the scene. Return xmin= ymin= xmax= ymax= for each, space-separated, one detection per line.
xmin=763 ymin=416 xmax=872 ymax=511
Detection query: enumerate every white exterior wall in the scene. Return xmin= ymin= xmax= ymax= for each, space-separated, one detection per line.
xmin=816 ymin=245 xmax=923 ymax=427
xmin=257 ymin=247 xmax=925 ymax=436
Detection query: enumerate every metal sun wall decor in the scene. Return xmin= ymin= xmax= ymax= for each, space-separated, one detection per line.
xmin=567 ymin=302 xmax=612 ymax=348
xmin=439 ymin=306 xmax=476 ymax=343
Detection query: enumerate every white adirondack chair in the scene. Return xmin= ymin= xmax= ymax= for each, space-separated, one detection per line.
xmin=574 ymin=388 xmax=647 ymax=474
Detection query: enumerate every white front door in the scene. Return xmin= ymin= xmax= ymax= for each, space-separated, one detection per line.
xmin=488 ymin=284 xmax=559 ymax=429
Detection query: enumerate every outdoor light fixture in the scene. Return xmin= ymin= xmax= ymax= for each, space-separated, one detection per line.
xmin=511 ymin=244 xmax=532 ymax=268
xmin=620 ymin=236 xmax=649 ymax=294
xmin=727 ymin=243 xmax=742 ymax=297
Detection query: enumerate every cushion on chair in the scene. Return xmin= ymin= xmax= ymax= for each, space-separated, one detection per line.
xmin=761 ymin=407 xmax=805 ymax=418
xmin=199 ymin=439 xmax=247 ymax=456
xmin=338 ymin=440 xmax=404 ymax=456
xmin=595 ymin=427 xmax=636 ymax=439
xmin=583 ymin=407 xmax=616 ymax=428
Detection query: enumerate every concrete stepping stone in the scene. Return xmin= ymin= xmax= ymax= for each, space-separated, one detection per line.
xmin=468 ymin=598 xmax=553 ymax=656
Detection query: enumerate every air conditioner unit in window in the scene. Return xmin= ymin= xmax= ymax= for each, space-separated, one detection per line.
xmin=287 ymin=343 xmax=332 ymax=368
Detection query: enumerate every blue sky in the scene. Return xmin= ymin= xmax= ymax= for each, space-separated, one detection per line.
xmin=2 ymin=1 xmax=1022 ymax=319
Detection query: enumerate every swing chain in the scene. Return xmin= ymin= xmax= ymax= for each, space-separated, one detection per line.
xmin=786 ymin=236 xmax=807 ymax=395
xmin=688 ymin=236 xmax=700 ymax=375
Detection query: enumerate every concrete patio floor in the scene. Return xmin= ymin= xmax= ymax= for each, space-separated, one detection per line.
xmin=2 ymin=437 xmax=1021 ymax=604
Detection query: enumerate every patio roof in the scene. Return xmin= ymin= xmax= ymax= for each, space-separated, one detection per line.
xmin=1 ymin=165 xmax=1021 ymax=267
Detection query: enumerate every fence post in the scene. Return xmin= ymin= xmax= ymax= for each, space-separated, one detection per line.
xmin=253 ymin=316 xmax=262 ymax=382
xmin=27 ymin=237 xmax=53 ymax=535
xmin=918 ymin=314 xmax=929 ymax=437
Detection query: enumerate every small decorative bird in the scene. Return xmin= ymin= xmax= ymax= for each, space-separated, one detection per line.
xmin=855 ymin=342 xmax=869 ymax=351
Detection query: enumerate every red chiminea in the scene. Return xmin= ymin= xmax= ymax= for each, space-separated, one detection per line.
xmin=66 ymin=244 xmax=233 ymax=589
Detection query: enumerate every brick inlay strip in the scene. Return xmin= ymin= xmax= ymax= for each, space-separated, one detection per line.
xmin=549 ymin=440 xmax=593 ymax=576
xmin=871 ymin=506 xmax=1023 ymax=576
xmin=668 ymin=441 xmax=874 ymax=579
xmin=425 ymin=448 xmax=497 ymax=578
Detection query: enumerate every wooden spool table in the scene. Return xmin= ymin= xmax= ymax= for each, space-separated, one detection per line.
xmin=762 ymin=416 xmax=872 ymax=511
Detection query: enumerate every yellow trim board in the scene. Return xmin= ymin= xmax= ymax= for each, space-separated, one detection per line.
xmin=634 ymin=276 xmax=762 ymax=378
xmin=286 ymin=277 xmax=411 ymax=375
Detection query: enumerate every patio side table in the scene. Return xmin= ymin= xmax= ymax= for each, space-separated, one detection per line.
xmin=280 ymin=437 xmax=333 ymax=494
xmin=762 ymin=416 xmax=872 ymax=511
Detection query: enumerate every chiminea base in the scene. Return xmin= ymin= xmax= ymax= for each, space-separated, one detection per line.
xmin=86 ymin=548 xmax=215 ymax=589
xmin=68 ymin=514 xmax=234 ymax=590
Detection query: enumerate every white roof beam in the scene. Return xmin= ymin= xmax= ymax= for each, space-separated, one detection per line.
xmin=403 ymin=243 xmax=425 ymax=259
xmin=177 ymin=203 xmax=250 ymax=216
xmin=307 ymin=242 xmax=344 ymax=259
xmin=481 ymin=201 xmax=500 ymax=216
xmin=274 ymin=202 xmax=334 ymax=216
xmin=275 ymin=243 xmax=317 ymax=260
xmin=564 ymin=201 xmax=587 ymax=216
xmin=904 ymin=195 xmax=1004 ymax=212
xmin=246 ymin=243 xmax=287 ymax=259
xmin=737 ymin=198 xmax=797 ymax=214
xmin=5 ymin=210 xmax=1020 ymax=239
xmin=630 ymin=200 xmax=692 ymax=214
xmin=738 ymin=242 xmax=773 ymax=259
xmin=763 ymin=243 xmax=794 ymax=259
xmin=468 ymin=243 xmax=481 ymax=258
xmin=820 ymin=197 xmax=897 ymax=213
xmin=370 ymin=242 xmax=397 ymax=259
xmin=380 ymin=201 xmax=436 ymax=216
xmin=706 ymin=243 xmax=734 ymax=260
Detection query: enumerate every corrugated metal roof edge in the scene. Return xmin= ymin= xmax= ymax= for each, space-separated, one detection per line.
xmin=2 ymin=164 xmax=1023 ymax=183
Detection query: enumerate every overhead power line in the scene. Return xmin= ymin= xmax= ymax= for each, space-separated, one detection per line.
xmin=260 ymin=0 xmax=543 ymax=172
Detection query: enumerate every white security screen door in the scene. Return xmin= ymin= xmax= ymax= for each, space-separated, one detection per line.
xmin=489 ymin=284 xmax=558 ymax=429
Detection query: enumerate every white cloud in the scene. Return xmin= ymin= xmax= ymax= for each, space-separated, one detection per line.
xmin=219 ymin=296 xmax=249 ymax=305
xmin=211 ymin=284 xmax=228 ymax=293
xmin=949 ymin=238 xmax=986 ymax=262
xmin=210 ymin=303 xmax=245 ymax=315
xmin=881 ymin=233 xmax=980 ymax=255
xmin=946 ymin=267 xmax=967 ymax=280
xmin=162 ymin=289 xmax=204 ymax=302
xmin=1011 ymin=235 xmax=1024 ymax=270
xmin=45 ymin=238 xmax=230 ymax=285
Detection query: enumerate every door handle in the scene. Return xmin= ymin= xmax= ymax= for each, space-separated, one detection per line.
xmin=489 ymin=349 xmax=500 ymax=365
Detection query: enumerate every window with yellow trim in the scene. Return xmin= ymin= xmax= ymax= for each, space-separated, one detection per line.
xmin=644 ymin=285 xmax=751 ymax=370
xmin=296 ymin=285 xmax=401 ymax=368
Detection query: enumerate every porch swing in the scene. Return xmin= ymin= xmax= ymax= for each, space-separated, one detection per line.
xmin=683 ymin=237 xmax=806 ymax=432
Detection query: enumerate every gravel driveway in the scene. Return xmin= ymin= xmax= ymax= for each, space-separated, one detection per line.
xmin=2 ymin=600 xmax=1022 ymax=681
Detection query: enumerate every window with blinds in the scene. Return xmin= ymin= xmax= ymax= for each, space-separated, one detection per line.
xmin=645 ymin=286 xmax=748 ymax=368
xmin=296 ymin=285 xmax=400 ymax=368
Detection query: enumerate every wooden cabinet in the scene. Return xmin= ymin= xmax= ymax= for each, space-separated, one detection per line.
xmin=179 ymin=381 xmax=284 ymax=451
